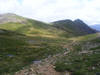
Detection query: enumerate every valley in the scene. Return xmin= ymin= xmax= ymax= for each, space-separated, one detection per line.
xmin=0 ymin=13 xmax=100 ymax=75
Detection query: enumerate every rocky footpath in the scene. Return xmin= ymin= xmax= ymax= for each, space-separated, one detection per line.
xmin=14 ymin=45 xmax=71 ymax=75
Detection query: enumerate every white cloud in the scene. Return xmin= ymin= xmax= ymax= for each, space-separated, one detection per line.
xmin=0 ymin=0 xmax=100 ymax=25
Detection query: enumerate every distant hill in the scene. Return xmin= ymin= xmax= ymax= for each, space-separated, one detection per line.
xmin=52 ymin=19 xmax=97 ymax=36
xmin=90 ymin=24 xmax=100 ymax=31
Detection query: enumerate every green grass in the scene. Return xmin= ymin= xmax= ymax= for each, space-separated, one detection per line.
xmin=54 ymin=38 xmax=100 ymax=75
xmin=55 ymin=53 xmax=100 ymax=75
xmin=69 ymin=33 xmax=98 ymax=42
xmin=0 ymin=22 xmax=25 ymax=31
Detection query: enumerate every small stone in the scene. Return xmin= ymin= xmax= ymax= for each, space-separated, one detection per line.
xmin=33 ymin=60 xmax=41 ymax=64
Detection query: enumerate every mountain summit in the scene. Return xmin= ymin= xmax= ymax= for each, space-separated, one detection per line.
xmin=0 ymin=13 xmax=26 ymax=24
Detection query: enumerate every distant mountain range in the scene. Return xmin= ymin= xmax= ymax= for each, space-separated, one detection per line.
xmin=90 ymin=24 xmax=100 ymax=31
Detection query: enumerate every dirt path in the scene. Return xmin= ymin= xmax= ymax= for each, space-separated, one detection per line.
xmin=15 ymin=64 xmax=61 ymax=75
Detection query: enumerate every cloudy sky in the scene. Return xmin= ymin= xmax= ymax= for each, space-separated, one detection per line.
xmin=0 ymin=0 xmax=100 ymax=25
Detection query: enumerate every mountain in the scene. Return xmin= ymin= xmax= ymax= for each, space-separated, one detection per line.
xmin=52 ymin=19 xmax=97 ymax=36
xmin=90 ymin=24 xmax=100 ymax=31
xmin=0 ymin=13 xmax=97 ymax=38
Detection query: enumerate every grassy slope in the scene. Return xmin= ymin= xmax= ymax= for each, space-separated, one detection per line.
xmin=0 ymin=28 xmax=70 ymax=74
